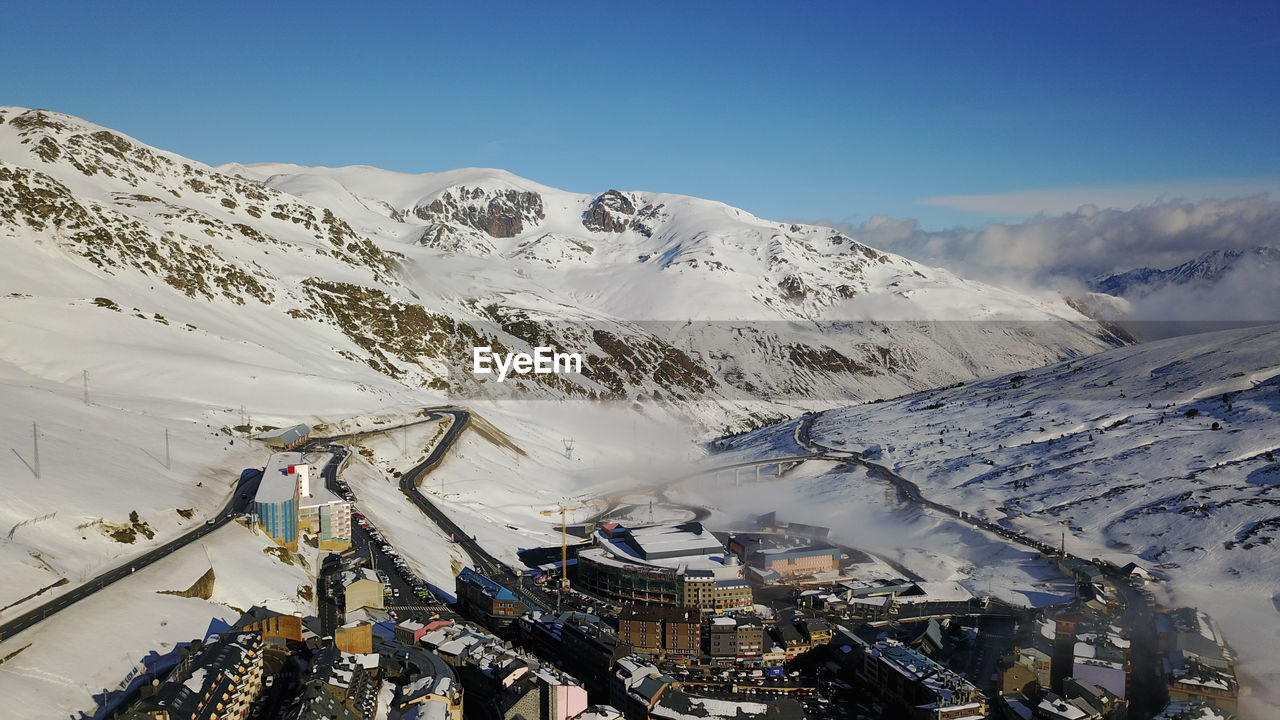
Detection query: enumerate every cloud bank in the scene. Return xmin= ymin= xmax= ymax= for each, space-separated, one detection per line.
xmin=821 ymin=194 xmax=1280 ymax=333
xmin=855 ymin=195 xmax=1280 ymax=284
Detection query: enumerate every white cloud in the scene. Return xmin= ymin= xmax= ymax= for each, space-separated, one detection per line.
xmin=852 ymin=195 xmax=1280 ymax=285
xmin=835 ymin=195 xmax=1280 ymax=331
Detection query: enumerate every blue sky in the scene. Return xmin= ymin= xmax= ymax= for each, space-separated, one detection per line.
xmin=4 ymin=2 xmax=1278 ymax=229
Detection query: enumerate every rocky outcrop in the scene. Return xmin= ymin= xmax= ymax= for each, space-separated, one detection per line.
xmin=582 ymin=189 xmax=665 ymax=236
xmin=413 ymin=186 xmax=544 ymax=238
xmin=777 ymin=274 xmax=809 ymax=302
xmin=583 ymin=189 xmax=635 ymax=232
xmin=158 ymin=567 xmax=216 ymax=599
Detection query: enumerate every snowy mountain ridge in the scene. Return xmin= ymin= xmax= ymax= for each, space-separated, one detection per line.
xmin=0 ymin=106 xmax=1122 ymax=429
xmin=1091 ymin=245 xmax=1280 ymax=298
xmin=223 ymin=159 xmax=981 ymax=320
xmin=0 ymin=107 xmax=1272 ymax=716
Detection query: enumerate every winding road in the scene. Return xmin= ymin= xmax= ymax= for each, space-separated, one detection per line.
xmin=790 ymin=411 xmax=1075 ymax=561
xmin=0 ymin=407 xmax=481 ymax=644
xmin=392 ymin=409 xmax=554 ymax=611
xmin=0 ymin=404 xmax=1104 ymax=648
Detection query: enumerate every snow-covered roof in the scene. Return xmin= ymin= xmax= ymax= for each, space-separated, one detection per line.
xmin=1036 ymin=695 xmax=1089 ymax=720
xmin=256 ymin=424 xmax=311 ymax=444
xmin=257 ymin=451 xmax=304 ymax=504
xmin=341 ymin=567 xmax=381 ymax=587
xmin=870 ymin=640 xmax=979 ymax=705
xmin=603 ymin=523 xmax=725 ymax=561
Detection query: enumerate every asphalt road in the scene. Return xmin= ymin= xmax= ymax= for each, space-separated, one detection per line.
xmin=0 ymin=405 xmax=535 ymax=645
xmin=394 ymin=410 xmax=554 ymax=612
xmin=794 ymin=411 xmax=1083 ymax=563
xmin=790 ymin=411 xmax=1176 ymax=709
xmin=1117 ymin=580 xmax=1164 ymax=719
xmin=0 ymin=469 xmax=261 ymax=644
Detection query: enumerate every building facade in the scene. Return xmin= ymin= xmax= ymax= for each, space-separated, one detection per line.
xmin=124 ymin=631 xmax=265 ymax=720
xmin=342 ymin=569 xmax=385 ymax=615
xmin=617 ymin=605 xmax=700 ymax=663
xmin=455 ymin=567 xmax=524 ymax=627
xmin=576 ymin=524 xmax=751 ymax=611
xmin=865 ymin=640 xmax=986 ymax=720
xmin=254 ymin=454 xmax=305 ymax=550
xmin=751 ymin=545 xmax=841 ymax=578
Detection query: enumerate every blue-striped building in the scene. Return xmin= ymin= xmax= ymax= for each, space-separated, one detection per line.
xmin=254 ymin=453 xmax=303 ymax=549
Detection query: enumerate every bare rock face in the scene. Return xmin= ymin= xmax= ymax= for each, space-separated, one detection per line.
xmin=583 ymin=190 xmax=635 ymax=233
xmin=777 ymin=274 xmax=809 ymax=301
xmin=414 ymin=186 xmax=545 ymax=238
xmin=583 ymin=190 xmax=665 ymax=237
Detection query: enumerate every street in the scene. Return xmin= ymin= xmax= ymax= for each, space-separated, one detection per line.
xmin=0 ymin=468 xmax=262 ymax=643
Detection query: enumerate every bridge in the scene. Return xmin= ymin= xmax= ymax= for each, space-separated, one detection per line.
xmin=678 ymin=452 xmax=855 ymax=485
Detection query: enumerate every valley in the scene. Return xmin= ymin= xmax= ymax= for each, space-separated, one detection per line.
xmin=0 ymin=107 xmax=1271 ymax=720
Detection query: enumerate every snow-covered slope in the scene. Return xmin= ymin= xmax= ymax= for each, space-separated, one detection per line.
xmin=725 ymin=325 xmax=1280 ymax=714
xmin=0 ymin=106 xmax=1123 ymax=428
xmin=2 ymin=107 xmax=1272 ymax=715
xmin=225 ymin=160 xmax=1112 ymax=324
xmin=216 ymin=160 xmax=1125 ymax=416
xmin=0 ymin=104 xmax=1129 ymax=631
xmin=0 ymin=106 xmax=1133 ymax=713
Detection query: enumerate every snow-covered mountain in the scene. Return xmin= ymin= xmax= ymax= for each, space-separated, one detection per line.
xmin=1091 ymin=246 xmax=1280 ymax=298
xmin=0 ymin=107 xmax=1123 ymax=431
xmin=0 ymin=106 xmax=1125 ymax=603
xmin=0 ymin=107 xmax=1268 ymax=715
xmin=715 ymin=324 xmax=1280 ymax=714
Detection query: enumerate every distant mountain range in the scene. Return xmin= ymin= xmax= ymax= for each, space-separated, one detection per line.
xmin=1090 ymin=246 xmax=1280 ymax=298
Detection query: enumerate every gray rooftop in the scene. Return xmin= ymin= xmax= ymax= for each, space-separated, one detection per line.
xmin=256 ymin=452 xmax=304 ymax=504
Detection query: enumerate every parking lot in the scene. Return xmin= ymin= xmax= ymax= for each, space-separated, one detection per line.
xmin=315 ymin=443 xmax=451 ymax=622
xmin=349 ymin=510 xmax=446 ymax=619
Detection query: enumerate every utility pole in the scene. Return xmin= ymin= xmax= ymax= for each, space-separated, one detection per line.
xmin=165 ymin=428 xmax=171 ymax=470
xmin=33 ymin=421 xmax=40 ymax=479
xmin=82 ymin=370 xmax=89 ymax=406
xmin=560 ymin=506 xmax=569 ymax=591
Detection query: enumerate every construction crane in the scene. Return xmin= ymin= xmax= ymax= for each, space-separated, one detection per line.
xmin=539 ymin=494 xmax=656 ymax=591
xmin=540 ymin=502 xmax=594 ymax=591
